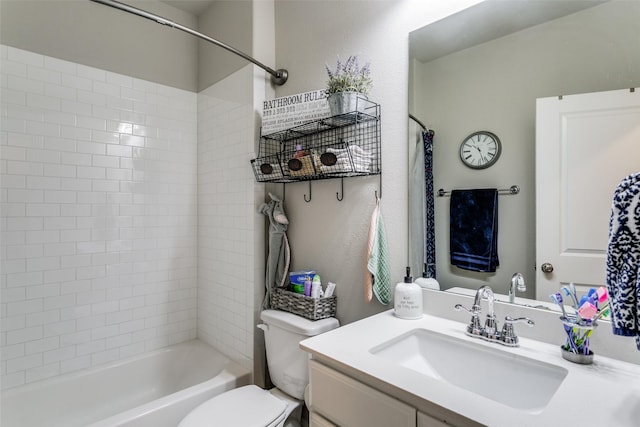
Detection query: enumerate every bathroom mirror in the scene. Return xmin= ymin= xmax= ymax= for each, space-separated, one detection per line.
xmin=408 ymin=0 xmax=640 ymax=302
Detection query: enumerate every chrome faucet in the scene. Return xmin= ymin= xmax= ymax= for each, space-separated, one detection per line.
xmin=455 ymin=285 xmax=534 ymax=347
xmin=509 ymin=272 xmax=526 ymax=304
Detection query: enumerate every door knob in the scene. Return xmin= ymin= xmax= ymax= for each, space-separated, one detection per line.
xmin=541 ymin=263 xmax=554 ymax=273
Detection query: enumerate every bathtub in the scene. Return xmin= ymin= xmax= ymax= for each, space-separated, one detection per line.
xmin=1 ymin=339 xmax=251 ymax=427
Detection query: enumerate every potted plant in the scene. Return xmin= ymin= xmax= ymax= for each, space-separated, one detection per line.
xmin=325 ymin=55 xmax=372 ymax=116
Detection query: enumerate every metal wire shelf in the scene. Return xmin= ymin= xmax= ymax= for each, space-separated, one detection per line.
xmin=251 ymin=100 xmax=381 ymax=185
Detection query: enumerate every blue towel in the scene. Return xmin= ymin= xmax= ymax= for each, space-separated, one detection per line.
xmin=606 ymin=172 xmax=640 ymax=350
xmin=450 ymin=189 xmax=499 ymax=273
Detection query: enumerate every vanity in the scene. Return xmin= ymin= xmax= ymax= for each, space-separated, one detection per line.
xmin=300 ymin=290 xmax=640 ymax=427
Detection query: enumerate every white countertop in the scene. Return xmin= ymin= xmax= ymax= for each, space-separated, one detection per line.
xmin=301 ymin=310 xmax=640 ymax=427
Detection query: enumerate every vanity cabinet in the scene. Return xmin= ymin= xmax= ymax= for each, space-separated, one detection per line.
xmin=309 ymin=360 xmax=415 ymax=427
xmin=309 ymin=360 xmax=461 ymax=427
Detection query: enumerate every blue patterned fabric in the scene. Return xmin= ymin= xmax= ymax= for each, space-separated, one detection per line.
xmin=606 ymin=172 xmax=640 ymax=350
xmin=422 ymin=129 xmax=436 ymax=279
xmin=450 ymin=189 xmax=499 ymax=273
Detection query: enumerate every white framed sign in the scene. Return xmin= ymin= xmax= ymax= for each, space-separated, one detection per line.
xmin=261 ymin=89 xmax=330 ymax=134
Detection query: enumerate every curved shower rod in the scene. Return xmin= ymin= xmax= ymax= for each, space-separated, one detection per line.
xmin=89 ymin=0 xmax=288 ymax=85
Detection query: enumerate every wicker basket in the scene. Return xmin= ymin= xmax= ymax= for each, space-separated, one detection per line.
xmin=271 ymin=288 xmax=337 ymax=320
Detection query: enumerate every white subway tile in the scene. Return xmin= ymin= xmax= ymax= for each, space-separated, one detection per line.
xmin=26 ymin=176 xmax=59 ymax=190
xmin=26 ymin=310 xmax=60 ymax=327
xmin=44 ymin=83 xmax=76 ymax=101
xmin=25 ymin=257 xmax=61 ymax=273
xmin=6 ymin=271 xmax=43 ymax=288
xmin=43 ymin=163 xmax=76 ymax=178
xmin=43 ymin=345 xmax=76 ymax=364
xmin=1 ymin=315 xmax=26 ymax=332
xmin=60 ymin=152 xmax=91 ymax=166
xmin=60 ymin=125 xmax=91 ymax=141
xmin=106 ymin=144 xmax=132 ymax=158
xmin=76 ymin=166 xmax=105 ymax=179
xmin=6 ymin=353 xmax=42 ymax=374
xmin=7 ymin=160 xmax=44 ymax=176
xmin=61 ymin=73 xmax=91 ymax=90
xmin=77 ymin=115 xmax=106 ymax=131
xmin=7 ymin=75 xmax=44 ymax=94
xmin=25 ymin=336 xmax=59 ymax=355
xmin=43 ymin=320 xmax=76 ymax=337
xmin=43 ymin=139 xmax=76 ymax=157
xmin=6 ymin=325 xmax=43 ymax=345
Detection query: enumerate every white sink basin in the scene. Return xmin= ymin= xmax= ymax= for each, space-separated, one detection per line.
xmin=370 ymin=328 xmax=568 ymax=413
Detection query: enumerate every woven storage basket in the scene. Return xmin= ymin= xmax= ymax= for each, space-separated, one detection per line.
xmin=271 ymin=288 xmax=337 ymax=320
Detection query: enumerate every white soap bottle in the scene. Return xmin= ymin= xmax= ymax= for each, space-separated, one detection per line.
xmin=414 ymin=263 xmax=440 ymax=290
xmin=394 ymin=267 xmax=423 ymax=320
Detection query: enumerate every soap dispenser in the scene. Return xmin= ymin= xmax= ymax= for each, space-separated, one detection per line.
xmin=394 ymin=267 xmax=423 ymax=319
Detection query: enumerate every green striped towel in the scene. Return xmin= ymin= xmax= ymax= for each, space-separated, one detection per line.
xmin=367 ymin=198 xmax=391 ymax=305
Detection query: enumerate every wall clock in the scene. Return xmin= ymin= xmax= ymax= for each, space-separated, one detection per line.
xmin=459 ymin=131 xmax=502 ymax=169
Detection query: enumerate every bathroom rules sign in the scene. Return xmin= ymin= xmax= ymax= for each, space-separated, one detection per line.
xmin=261 ymin=89 xmax=330 ymax=134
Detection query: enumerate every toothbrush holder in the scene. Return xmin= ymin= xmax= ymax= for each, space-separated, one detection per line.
xmin=559 ymin=316 xmax=595 ymax=365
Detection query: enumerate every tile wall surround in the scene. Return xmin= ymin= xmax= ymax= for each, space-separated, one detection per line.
xmin=0 ymin=45 xmax=201 ymax=389
xmin=197 ymin=67 xmax=257 ymax=368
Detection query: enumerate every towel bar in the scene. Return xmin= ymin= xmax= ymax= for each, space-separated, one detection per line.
xmin=437 ymin=185 xmax=520 ymax=197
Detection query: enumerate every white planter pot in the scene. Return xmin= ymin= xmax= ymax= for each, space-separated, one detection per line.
xmin=327 ymin=92 xmax=368 ymax=116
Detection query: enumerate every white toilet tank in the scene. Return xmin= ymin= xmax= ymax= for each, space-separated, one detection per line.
xmin=260 ymin=310 xmax=339 ymax=400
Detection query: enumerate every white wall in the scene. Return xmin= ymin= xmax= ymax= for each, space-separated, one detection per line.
xmin=0 ymin=45 xmax=198 ymax=389
xmin=0 ymin=0 xmax=199 ymax=92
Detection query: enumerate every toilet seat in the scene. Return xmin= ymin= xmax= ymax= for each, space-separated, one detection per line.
xmin=178 ymin=385 xmax=287 ymax=427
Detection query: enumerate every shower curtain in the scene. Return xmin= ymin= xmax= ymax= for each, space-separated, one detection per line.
xmin=409 ymin=123 xmax=426 ymax=277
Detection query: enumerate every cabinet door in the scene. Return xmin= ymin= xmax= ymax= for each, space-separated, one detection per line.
xmin=309 ymin=360 xmax=416 ymax=427
xmin=417 ymin=411 xmax=450 ymax=427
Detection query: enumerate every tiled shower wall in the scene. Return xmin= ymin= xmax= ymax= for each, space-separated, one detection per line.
xmin=197 ymin=66 xmax=258 ymax=367
xmin=0 ymin=46 xmax=199 ymax=389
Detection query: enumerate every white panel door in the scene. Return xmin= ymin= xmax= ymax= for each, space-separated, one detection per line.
xmin=536 ymin=88 xmax=640 ymax=300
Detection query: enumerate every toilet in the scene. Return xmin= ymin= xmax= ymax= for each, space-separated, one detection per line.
xmin=178 ymin=309 xmax=339 ymax=427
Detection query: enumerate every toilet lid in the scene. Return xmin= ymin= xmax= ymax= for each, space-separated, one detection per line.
xmin=178 ymin=385 xmax=287 ymax=427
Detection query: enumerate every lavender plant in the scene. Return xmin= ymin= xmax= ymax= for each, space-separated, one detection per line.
xmin=325 ymin=55 xmax=373 ymax=96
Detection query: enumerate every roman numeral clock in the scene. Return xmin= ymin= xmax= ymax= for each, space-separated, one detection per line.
xmin=459 ymin=131 xmax=502 ymax=169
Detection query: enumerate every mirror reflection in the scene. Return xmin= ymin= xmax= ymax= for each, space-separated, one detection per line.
xmin=408 ymin=0 xmax=640 ymax=303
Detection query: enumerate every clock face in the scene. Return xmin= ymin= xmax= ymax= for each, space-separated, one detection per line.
xmin=459 ymin=131 xmax=502 ymax=169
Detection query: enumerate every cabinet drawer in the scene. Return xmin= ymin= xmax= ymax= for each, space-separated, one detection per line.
xmin=309 ymin=360 xmax=415 ymax=427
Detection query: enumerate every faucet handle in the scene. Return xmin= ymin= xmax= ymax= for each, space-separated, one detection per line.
xmin=454 ymin=304 xmax=482 ymax=336
xmin=500 ymin=316 xmax=535 ymax=347
xmin=454 ymin=303 xmax=476 ymax=314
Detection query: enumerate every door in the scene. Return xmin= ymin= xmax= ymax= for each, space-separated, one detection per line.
xmin=536 ymin=88 xmax=640 ymax=300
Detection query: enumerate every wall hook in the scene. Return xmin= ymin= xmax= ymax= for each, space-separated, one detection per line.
xmin=336 ymin=178 xmax=344 ymax=201
xmin=304 ymin=181 xmax=312 ymax=202
xmin=282 ymin=183 xmax=286 ymax=202
xmin=375 ymin=174 xmax=382 ymax=199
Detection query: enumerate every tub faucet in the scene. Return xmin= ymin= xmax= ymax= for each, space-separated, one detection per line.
xmin=509 ymin=272 xmax=526 ymax=304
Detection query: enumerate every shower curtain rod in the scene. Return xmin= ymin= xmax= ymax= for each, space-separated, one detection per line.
xmin=89 ymin=0 xmax=288 ymax=85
